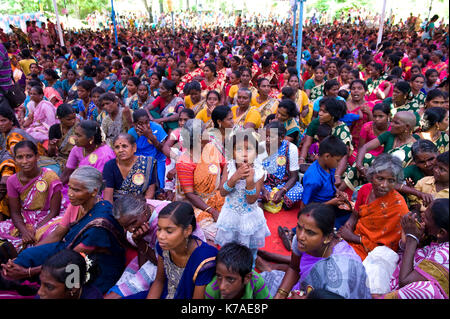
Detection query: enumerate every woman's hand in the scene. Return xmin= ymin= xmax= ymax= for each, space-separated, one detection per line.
xmin=356 ymin=164 xmax=367 ymax=178
xmin=300 ymin=105 xmax=309 ymax=118
xmin=337 ymin=226 xmax=355 ymax=242
xmin=209 ymin=208 xmax=220 ymax=222
xmin=272 ymin=189 xmax=285 ymax=204
xmin=1 ymin=259 xmax=28 ymax=280
xmin=131 ymin=222 xmax=150 ymax=244
xmin=401 ymin=212 xmax=424 ymax=239
xmin=417 ymin=192 xmax=434 ymax=207
xmin=20 ymin=227 xmax=36 ymax=246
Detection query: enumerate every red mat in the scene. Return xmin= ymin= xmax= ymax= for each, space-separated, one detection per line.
xmin=262 ymin=206 xmax=299 ymax=256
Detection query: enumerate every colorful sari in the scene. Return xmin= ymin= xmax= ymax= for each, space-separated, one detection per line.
xmin=12 ymin=201 xmax=126 ymax=294
xmin=176 ymin=143 xmax=225 ymax=241
xmin=284 ymin=118 xmax=302 ymax=147
xmin=418 ymin=131 xmax=449 ymax=154
xmin=25 ymin=100 xmax=58 ymax=142
xmin=344 ymin=132 xmax=419 ymax=191
xmin=262 ymin=140 xmax=303 ymax=208
xmin=366 ymin=75 xmax=389 ymax=102
xmin=231 ymin=105 xmax=262 ymax=131
xmin=309 ymin=82 xmax=325 ymax=102
xmin=383 ymin=242 xmax=448 ymax=299
xmin=0 ymin=150 xmax=15 ymax=218
xmin=349 ymin=183 xmax=410 ymax=261
xmin=1 ymin=128 xmax=44 ymax=156
xmin=191 ymin=99 xmax=207 ymax=116
xmin=177 ymin=68 xmax=204 ymax=92
xmin=0 ymin=168 xmax=64 ymax=250
xmin=252 ymin=97 xmax=279 ymax=124
xmin=111 ymin=156 xmax=156 ymax=201
xmin=101 ymin=108 xmax=131 ymax=147
xmin=347 ymin=100 xmax=375 ymax=149
xmin=200 ymin=77 xmax=225 ymax=99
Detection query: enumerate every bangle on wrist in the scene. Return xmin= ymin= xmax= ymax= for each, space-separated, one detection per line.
xmin=245 ymin=188 xmax=257 ymax=196
xmin=277 ymin=288 xmax=289 ymax=297
xmin=28 ymin=267 xmax=32 ymax=278
xmin=281 ymin=187 xmax=288 ymax=193
xmin=205 ymin=206 xmax=212 ymax=213
xmin=406 ymin=233 xmax=420 ymax=244
xmin=359 ymin=235 xmax=362 ymax=244
xmin=223 ymin=180 xmax=234 ymax=192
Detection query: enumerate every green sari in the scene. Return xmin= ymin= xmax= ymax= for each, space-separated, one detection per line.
xmin=309 ymin=82 xmax=325 ymax=102
xmin=344 ymin=131 xmax=419 ymax=191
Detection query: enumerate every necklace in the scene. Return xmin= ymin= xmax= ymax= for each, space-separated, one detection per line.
xmin=321 ymin=241 xmax=331 ymax=258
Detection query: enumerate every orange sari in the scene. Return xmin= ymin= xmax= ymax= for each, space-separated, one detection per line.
xmin=349 ymin=183 xmax=410 ymax=260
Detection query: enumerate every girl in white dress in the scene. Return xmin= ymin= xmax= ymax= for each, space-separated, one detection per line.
xmin=215 ymin=129 xmax=271 ymax=264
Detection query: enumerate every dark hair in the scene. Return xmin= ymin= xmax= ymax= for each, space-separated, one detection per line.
xmin=281 ymin=86 xmax=295 ymax=99
xmin=372 ymin=102 xmax=391 ymax=116
xmin=324 ymin=79 xmax=339 ymax=95
xmin=411 ymin=139 xmax=438 ymax=160
xmin=113 ymin=133 xmax=136 ymax=146
xmin=158 ymin=201 xmax=197 ymax=232
xmin=13 ymin=140 xmax=38 ymax=156
xmin=265 ymin=120 xmax=287 ymax=138
xmin=319 ymin=97 xmax=347 ymax=121
xmin=338 ymin=90 xmax=349 ymax=100
xmin=390 ymin=66 xmax=403 ymax=78
xmin=204 ymin=62 xmax=217 ymax=77
xmin=394 ymin=81 xmax=411 ymax=95
xmin=44 ymin=68 xmax=60 ymax=80
xmin=77 ymin=79 xmax=96 ymax=92
xmin=0 ymin=105 xmax=20 ymax=127
xmin=425 ymin=68 xmax=438 ymax=78
xmin=436 ymin=151 xmax=449 ymax=166
xmin=426 ymin=89 xmax=445 ymax=103
xmin=56 ymin=103 xmax=75 ymax=119
xmin=31 ymin=85 xmax=44 ymax=95
xmin=91 ymin=86 xmax=106 ymax=97
xmin=298 ymin=203 xmax=335 ymax=236
xmin=227 ymin=128 xmax=260 ymax=160
xmin=185 ymin=81 xmax=201 ymax=95
xmin=41 ymin=250 xmax=89 ymax=288
xmin=264 ymin=114 xmax=276 ymax=126
xmin=128 ymin=76 xmax=141 ymax=87
xmin=216 ymin=242 xmax=253 ymax=280
xmin=422 ymin=107 xmax=448 ymax=131
xmin=132 ymin=108 xmax=150 ymax=122
xmin=307 ymin=289 xmax=345 ymax=299
xmin=162 ymin=79 xmax=178 ymax=95
xmin=372 ymin=62 xmax=384 ymax=75
xmin=350 ymin=79 xmax=368 ymax=91
xmin=278 ymin=99 xmax=299 ymax=118
xmin=430 ymin=198 xmax=449 ymax=231
xmin=78 ymin=120 xmax=103 ymax=145
xmin=317 ymin=123 xmax=332 ymax=138
xmin=318 ymin=135 xmax=348 ymax=157
xmin=206 ymin=90 xmax=220 ymax=101
xmin=257 ymin=77 xmax=270 ymax=88
xmin=180 ymin=108 xmax=195 ymax=119
xmin=212 ymin=105 xmax=232 ymax=129
xmin=98 ymin=92 xmax=117 ymax=104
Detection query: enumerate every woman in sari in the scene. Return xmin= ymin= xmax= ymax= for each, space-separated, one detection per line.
xmin=304 ymin=66 xmax=326 ymax=102
xmin=419 ymin=89 xmax=446 ymax=118
xmin=0 ymin=105 xmax=45 ymax=156
xmin=47 ymin=104 xmax=78 ymax=173
xmin=346 ymin=79 xmax=374 ymax=149
xmin=227 ymin=68 xmax=258 ymax=106
xmin=184 ymin=81 xmax=206 ymax=115
xmin=149 ymin=80 xmax=185 ymax=133
xmin=176 ymin=119 xmax=225 ymax=242
xmin=408 ymin=74 xmax=427 ymax=110
xmin=60 ymin=120 xmax=115 ymax=185
xmin=200 ymin=63 xmax=225 ymax=99
xmin=385 ymin=82 xmax=420 ymax=128
xmin=275 ymin=99 xmax=302 ymax=147
xmin=261 ymin=121 xmax=303 ymax=210
xmin=231 ymin=88 xmax=262 ymax=130
xmin=0 ymin=149 xmax=15 ymax=219
xmin=285 ymin=74 xmax=313 ymax=129
xmin=0 ymin=166 xmax=127 ymax=294
xmin=120 ymin=201 xmax=216 ymax=299
xmin=252 ymin=78 xmax=279 ymax=125
xmin=299 ymin=97 xmax=351 ymax=188
xmin=0 ymin=141 xmax=63 ymax=251
xmin=114 ymin=68 xmax=131 ymax=100
xmin=105 ymin=195 xmax=207 ymax=299
xmin=338 ymin=154 xmax=410 ymax=261
xmin=382 ymin=198 xmax=448 ymax=299
xmin=366 ymin=62 xmax=391 ymax=103
xmin=195 ymin=91 xmax=221 ymax=129
xmin=343 ymin=111 xmax=420 ymax=192
xmin=418 ymin=107 xmax=449 ymax=153
xmin=103 ymin=133 xmax=157 ymax=203
xmin=177 ymin=58 xmax=204 ymax=93
xmin=23 ymin=86 xmax=58 ymax=143
xmin=123 ymin=77 xmax=140 ymax=110
xmin=60 ymin=69 xmax=79 ymax=102
xmin=272 ymin=203 xmax=368 ymax=299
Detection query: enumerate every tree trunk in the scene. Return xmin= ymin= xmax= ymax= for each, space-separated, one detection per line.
xmin=142 ymin=0 xmax=153 ymax=23
xmin=159 ymin=0 xmax=164 ymax=13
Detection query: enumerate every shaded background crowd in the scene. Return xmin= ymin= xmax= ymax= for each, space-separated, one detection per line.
xmin=0 ymin=5 xmax=448 ymax=300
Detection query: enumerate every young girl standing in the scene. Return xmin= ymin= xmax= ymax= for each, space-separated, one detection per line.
xmin=216 ymin=129 xmax=270 ymax=263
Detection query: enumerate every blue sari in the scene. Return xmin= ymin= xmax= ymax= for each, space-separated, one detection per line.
xmin=125 ymin=236 xmax=217 ymax=299
xmin=14 ymin=201 xmax=126 ymax=294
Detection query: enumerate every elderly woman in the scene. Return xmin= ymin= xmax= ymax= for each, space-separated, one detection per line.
xmin=338 ymin=154 xmax=410 ymax=261
xmin=383 ymin=198 xmax=449 ymax=299
xmin=0 ymin=166 xmax=126 ymax=294
xmin=342 ymin=111 xmax=420 ymax=192
xmin=104 ymin=195 xmax=206 ymax=299
xmin=175 ymin=119 xmax=225 ymax=242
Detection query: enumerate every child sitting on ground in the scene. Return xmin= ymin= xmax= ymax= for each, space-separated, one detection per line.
xmin=205 ymin=242 xmax=271 ymax=299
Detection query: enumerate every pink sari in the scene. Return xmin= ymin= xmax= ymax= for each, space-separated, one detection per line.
xmin=25 ymin=99 xmax=58 ymax=142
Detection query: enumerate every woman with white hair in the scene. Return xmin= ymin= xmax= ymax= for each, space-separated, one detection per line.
xmin=338 ymin=153 xmax=410 ymax=261
xmin=1 ymin=166 xmax=127 ymax=294
xmin=104 ymin=195 xmax=206 ymax=299
xmin=342 ymin=111 xmax=420 ymax=191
